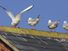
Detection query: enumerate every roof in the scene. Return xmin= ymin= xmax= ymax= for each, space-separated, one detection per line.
xmin=0 ymin=26 xmax=68 ymax=51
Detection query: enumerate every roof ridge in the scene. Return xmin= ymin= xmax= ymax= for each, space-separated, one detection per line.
xmin=0 ymin=26 xmax=68 ymax=39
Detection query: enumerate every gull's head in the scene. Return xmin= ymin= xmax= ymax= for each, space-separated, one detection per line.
xmin=48 ymin=19 xmax=51 ymax=23
xmin=64 ymin=21 xmax=67 ymax=24
xmin=28 ymin=17 xmax=32 ymax=20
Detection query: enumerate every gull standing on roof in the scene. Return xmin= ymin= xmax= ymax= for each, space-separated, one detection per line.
xmin=28 ymin=15 xmax=40 ymax=29
xmin=0 ymin=5 xmax=33 ymax=27
xmin=63 ymin=21 xmax=68 ymax=33
xmin=48 ymin=20 xmax=59 ymax=32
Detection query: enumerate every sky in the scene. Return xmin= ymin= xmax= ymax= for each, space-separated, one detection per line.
xmin=0 ymin=0 xmax=68 ymax=33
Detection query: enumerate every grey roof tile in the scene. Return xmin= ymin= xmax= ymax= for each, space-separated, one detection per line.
xmin=0 ymin=32 xmax=68 ymax=51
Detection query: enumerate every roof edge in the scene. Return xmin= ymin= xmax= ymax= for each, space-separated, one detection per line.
xmin=0 ymin=26 xmax=68 ymax=39
xmin=0 ymin=35 xmax=19 ymax=51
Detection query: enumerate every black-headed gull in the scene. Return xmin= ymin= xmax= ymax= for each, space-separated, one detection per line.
xmin=28 ymin=15 xmax=40 ymax=29
xmin=48 ymin=20 xmax=59 ymax=32
xmin=0 ymin=5 xmax=33 ymax=27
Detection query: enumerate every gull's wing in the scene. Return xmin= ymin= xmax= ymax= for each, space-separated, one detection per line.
xmin=19 ymin=5 xmax=33 ymax=14
xmin=6 ymin=11 xmax=15 ymax=19
xmin=0 ymin=5 xmax=15 ymax=19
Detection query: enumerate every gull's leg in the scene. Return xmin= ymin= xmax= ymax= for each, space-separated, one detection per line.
xmin=11 ymin=22 xmax=20 ymax=28
xmin=11 ymin=25 xmax=17 ymax=28
xmin=64 ymin=30 xmax=68 ymax=34
xmin=50 ymin=29 xmax=55 ymax=32
xmin=32 ymin=26 xmax=35 ymax=30
xmin=11 ymin=24 xmax=17 ymax=28
xmin=49 ymin=29 xmax=53 ymax=32
xmin=52 ymin=29 xmax=55 ymax=32
xmin=66 ymin=30 xmax=68 ymax=34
